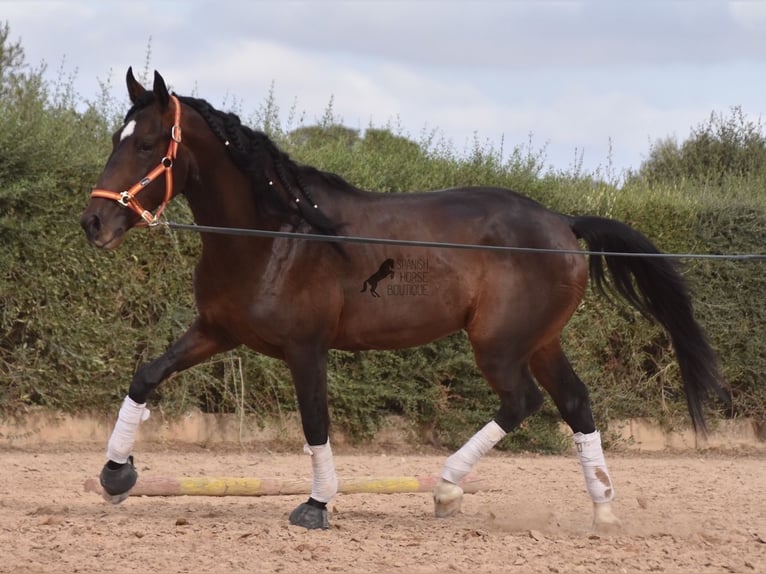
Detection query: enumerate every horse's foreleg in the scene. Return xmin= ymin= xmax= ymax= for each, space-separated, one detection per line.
xmin=284 ymin=345 xmax=337 ymax=530
xmin=100 ymin=319 xmax=233 ymax=503
xmin=530 ymin=342 xmax=620 ymax=531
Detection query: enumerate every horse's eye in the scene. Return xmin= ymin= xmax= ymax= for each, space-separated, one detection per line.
xmin=137 ymin=141 xmax=154 ymax=153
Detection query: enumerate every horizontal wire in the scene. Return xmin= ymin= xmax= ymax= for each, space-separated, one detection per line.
xmin=162 ymin=221 xmax=766 ymax=261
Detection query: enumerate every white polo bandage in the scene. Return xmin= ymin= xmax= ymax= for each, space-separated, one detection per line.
xmin=304 ymin=441 xmax=338 ymax=503
xmin=106 ymin=396 xmax=150 ymax=464
xmin=574 ymin=430 xmax=615 ymax=503
xmin=441 ymin=420 xmax=507 ymax=484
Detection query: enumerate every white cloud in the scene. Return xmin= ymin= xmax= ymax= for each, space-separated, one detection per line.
xmin=4 ymin=0 xmax=766 ymax=175
xmin=729 ymin=1 xmax=766 ymax=31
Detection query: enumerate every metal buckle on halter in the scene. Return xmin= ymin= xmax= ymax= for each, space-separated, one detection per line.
xmin=171 ymin=125 xmax=181 ymax=143
xmin=142 ymin=210 xmax=159 ymax=226
xmin=118 ymin=191 xmax=132 ymax=207
xmin=161 ymin=156 xmax=173 ymax=168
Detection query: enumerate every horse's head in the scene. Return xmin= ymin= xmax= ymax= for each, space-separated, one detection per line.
xmin=80 ymin=67 xmax=192 ymax=249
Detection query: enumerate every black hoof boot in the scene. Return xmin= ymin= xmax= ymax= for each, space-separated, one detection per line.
xmin=99 ymin=456 xmax=137 ymax=504
xmin=289 ymin=498 xmax=329 ymax=530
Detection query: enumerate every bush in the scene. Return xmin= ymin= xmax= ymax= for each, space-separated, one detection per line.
xmin=635 ymin=106 xmax=766 ymax=193
xmin=1 ymin=24 xmax=764 ymax=452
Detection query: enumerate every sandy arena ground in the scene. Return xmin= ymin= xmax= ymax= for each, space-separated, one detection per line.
xmin=0 ymin=444 xmax=764 ymax=574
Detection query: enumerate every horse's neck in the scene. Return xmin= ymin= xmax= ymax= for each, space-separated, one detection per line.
xmin=184 ymin=165 xmax=259 ymax=226
xmin=182 ymin=174 xmax=275 ymax=260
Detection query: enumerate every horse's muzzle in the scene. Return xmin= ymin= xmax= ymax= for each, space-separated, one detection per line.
xmin=79 ymin=211 xmax=126 ymax=250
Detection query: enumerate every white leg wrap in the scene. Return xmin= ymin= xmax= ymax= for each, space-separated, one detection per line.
xmin=304 ymin=441 xmax=338 ymax=503
xmin=106 ymin=396 xmax=150 ymax=464
xmin=574 ymin=430 xmax=615 ymax=504
xmin=441 ymin=420 xmax=507 ymax=484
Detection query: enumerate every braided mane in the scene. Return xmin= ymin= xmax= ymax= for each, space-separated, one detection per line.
xmin=186 ymin=96 xmax=351 ymax=235
xmin=181 ymin=95 xmax=346 ymax=235
xmin=128 ymin=92 xmax=344 ymax=235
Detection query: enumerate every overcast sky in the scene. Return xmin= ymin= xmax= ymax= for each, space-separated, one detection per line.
xmin=4 ymin=1 xmax=766 ymax=179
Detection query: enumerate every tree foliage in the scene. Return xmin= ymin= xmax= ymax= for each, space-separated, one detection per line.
xmin=1 ymin=23 xmax=764 ymax=451
xmin=637 ymin=106 xmax=766 ymax=190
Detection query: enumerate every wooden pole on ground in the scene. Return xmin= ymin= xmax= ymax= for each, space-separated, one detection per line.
xmin=83 ymin=475 xmax=484 ymax=497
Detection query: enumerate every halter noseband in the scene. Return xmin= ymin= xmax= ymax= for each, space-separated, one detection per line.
xmin=91 ymin=94 xmax=182 ymax=227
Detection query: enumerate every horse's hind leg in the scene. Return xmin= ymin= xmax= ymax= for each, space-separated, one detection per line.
xmin=434 ymin=341 xmax=544 ymax=517
xmin=530 ymin=341 xmax=620 ymax=530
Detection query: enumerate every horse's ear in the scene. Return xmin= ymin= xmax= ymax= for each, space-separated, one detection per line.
xmin=152 ymin=70 xmax=170 ymax=110
xmin=126 ymin=66 xmax=146 ymax=104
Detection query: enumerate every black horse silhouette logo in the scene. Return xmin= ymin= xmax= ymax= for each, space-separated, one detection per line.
xmin=361 ymin=259 xmax=395 ymax=297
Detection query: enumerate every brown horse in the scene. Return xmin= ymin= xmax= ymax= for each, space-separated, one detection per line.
xmin=80 ymin=68 xmax=726 ymax=530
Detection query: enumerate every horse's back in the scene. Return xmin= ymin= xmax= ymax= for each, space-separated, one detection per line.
xmin=325 ymin=186 xmax=588 ymax=351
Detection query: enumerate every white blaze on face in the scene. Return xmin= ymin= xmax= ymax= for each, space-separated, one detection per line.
xmin=119 ymin=119 xmax=136 ymax=142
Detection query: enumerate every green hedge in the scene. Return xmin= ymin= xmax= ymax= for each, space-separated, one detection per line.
xmin=2 ymin=31 xmax=765 ymax=452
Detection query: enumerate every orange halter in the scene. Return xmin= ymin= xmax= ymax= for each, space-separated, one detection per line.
xmin=91 ymin=94 xmax=182 ymax=226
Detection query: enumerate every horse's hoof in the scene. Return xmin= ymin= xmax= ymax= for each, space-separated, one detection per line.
xmin=289 ymin=502 xmax=329 ymax=530
xmin=101 ymin=490 xmax=132 ymax=505
xmin=592 ymin=501 xmax=622 ymax=533
xmin=99 ymin=456 xmax=137 ymax=504
xmin=433 ymin=479 xmax=463 ymax=518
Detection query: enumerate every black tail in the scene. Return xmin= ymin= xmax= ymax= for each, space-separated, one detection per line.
xmin=569 ymin=215 xmax=728 ymax=435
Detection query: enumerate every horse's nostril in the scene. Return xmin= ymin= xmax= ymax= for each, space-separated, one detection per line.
xmin=80 ymin=213 xmax=101 ymax=237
